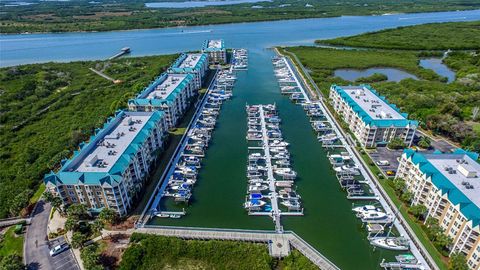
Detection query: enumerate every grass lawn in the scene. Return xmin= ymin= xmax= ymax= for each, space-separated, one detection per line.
xmin=0 ymin=226 xmax=24 ymax=258
xmin=29 ymin=183 xmax=45 ymax=205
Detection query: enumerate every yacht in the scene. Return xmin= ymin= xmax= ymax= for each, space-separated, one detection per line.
xmin=370 ymin=237 xmax=410 ymax=251
xmin=275 ymin=159 xmax=290 ymax=166
xmin=274 ymin=168 xmax=297 ymax=179
xmin=248 ymin=153 xmax=265 ymax=161
xmin=270 ymin=140 xmax=289 ymax=147
xmin=244 ymin=199 xmax=266 ymax=209
xmin=281 ymin=199 xmax=301 ymax=210
xmin=352 ymin=205 xmax=382 ymax=214
xmin=249 ymin=183 xmax=269 ymax=192
xmin=334 ymin=164 xmax=360 ymax=175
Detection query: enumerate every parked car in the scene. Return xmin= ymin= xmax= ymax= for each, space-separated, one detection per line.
xmin=376 ymin=160 xmax=390 ymax=166
xmin=386 ymin=170 xmax=396 ymax=176
xmin=50 ymin=243 xmax=69 ymax=256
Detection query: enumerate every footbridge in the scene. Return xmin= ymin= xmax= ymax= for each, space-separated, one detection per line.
xmin=137 ymin=226 xmax=339 ymax=270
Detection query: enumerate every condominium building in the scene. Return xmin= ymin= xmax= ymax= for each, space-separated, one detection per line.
xmin=329 ymin=85 xmax=417 ymax=147
xmin=128 ymin=73 xmax=196 ymax=128
xmin=397 ymin=149 xmax=480 ymax=269
xmin=202 ymin=39 xmax=226 ymax=64
xmin=44 ymin=110 xmax=168 ymax=216
xmin=168 ymin=53 xmax=209 ymax=89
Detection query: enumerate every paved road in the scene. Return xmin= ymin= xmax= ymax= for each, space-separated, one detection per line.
xmin=24 ymin=200 xmax=79 ymax=270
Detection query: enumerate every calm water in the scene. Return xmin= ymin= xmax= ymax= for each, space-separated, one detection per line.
xmin=2 ymin=9 xmax=480 ymax=269
xmin=1 ymin=9 xmax=480 ymax=67
xmin=150 ymin=48 xmax=399 ymax=269
xmin=420 ymin=58 xmax=456 ymax=83
xmin=146 ymin=0 xmax=271 ymax=8
xmin=334 ymin=67 xmax=418 ymax=82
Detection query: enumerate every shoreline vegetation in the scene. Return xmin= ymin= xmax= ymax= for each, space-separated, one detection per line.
xmin=317 ymin=21 xmax=480 ymax=50
xmin=118 ymin=233 xmax=318 ymax=270
xmin=0 ymin=55 xmax=178 ymax=219
xmin=281 ymin=21 xmax=480 ymax=154
xmin=1 ymin=0 xmax=480 ymax=34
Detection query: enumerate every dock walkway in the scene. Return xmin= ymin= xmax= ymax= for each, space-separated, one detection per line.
xmin=258 ymin=105 xmax=282 ymax=232
xmin=280 ymin=52 xmax=434 ymax=269
xmin=137 ymin=226 xmax=339 ymax=269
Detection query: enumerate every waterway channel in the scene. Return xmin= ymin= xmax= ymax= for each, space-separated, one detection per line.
xmin=3 ymin=9 xmax=480 ymax=269
xmin=149 ymin=48 xmax=399 ymax=269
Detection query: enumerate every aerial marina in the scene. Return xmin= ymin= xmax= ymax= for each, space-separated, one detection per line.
xmin=271 ymin=55 xmax=428 ymax=268
xmin=148 ymin=48 xmax=248 ymax=219
xmin=245 ymin=104 xmax=303 ymax=231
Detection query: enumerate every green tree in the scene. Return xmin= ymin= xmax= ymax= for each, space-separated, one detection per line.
xmin=66 ymin=204 xmax=88 ymax=219
xmin=409 ymin=204 xmax=427 ymax=220
xmin=449 ymin=252 xmax=469 ymax=270
xmin=400 ymin=191 xmax=413 ymax=204
xmin=71 ymin=232 xmax=88 ymax=249
xmin=91 ymin=220 xmax=104 ymax=236
xmin=418 ymin=136 xmax=431 ymax=149
xmin=0 ymin=254 xmax=25 ymax=270
xmin=65 ymin=216 xmax=79 ymax=232
xmin=392 ymin=178 xmax=406 ymax=194
xmin=387 ymin=138 xmax=407 ymax=150
xmin=80 ymin=243 xmax=103 ymax=270
xmin=98 ymin=208 xmax=118 ymax=226
xmin=9 ymin=189 xmax=33 ymax=216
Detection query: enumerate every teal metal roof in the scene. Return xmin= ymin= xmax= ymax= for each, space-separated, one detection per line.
xmin=202 ymin=39 xmax=225 ymax=52
xmin=404 ymin=149 xmax=480 ymax=227
xmin=331 ymin=84 xmax=418 ymax=128
xmin=128 ymin=73 xmax=194 ymax=107
xmin=44 ymin=110 xmax=164 ymax=187
xmin=168 ymin=53 xmax=208 ymax=74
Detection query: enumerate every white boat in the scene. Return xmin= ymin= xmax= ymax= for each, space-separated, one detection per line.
xmin=281 ymin=200 xmax=301 ymax=209
xmin=155 ymin=213 xmax=169 ymax=218
xmin=244 ymin=199 xmax=266 ymax=209
xmin=274 ymin=168 xmax=297 ymax=179
xmin=318 ymin=133 xmax=338 ymax=142
xmin=275 ymin=159 xmax=290 ymax=166
xmin=249 ymin=183 xmax=269 ymax=192
xmin=370 ymin=237 xmax=409 ymax=251
xmin=352 ymin=205 xmax=382 ymax=214
xmin=272 ymin=153 xmax=289 ymax=160
xmin=359 ymin=211 xmax=392 ymax=223
xmin=170 ymin=214 xmax=182 ymax=219
xmin=270 ymin=146 xmax=287 ymax=153
xmin=270 ymin=140 xmax=289 ymax=147
xmin=248 ymin=153 xmax=265 ymax=161
xmin=334 ymin=164 xmax=360 ymax=175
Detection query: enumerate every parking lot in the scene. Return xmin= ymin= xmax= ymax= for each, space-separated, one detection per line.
xmin=49 ymin=237 xmax=79 ymax=270
xmin=367 ymin=147 xmax=403 ymax=177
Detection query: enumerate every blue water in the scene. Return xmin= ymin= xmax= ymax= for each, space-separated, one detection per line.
xmin=146 ymin=0 xmax=271 ymax=8
xmin=334 ymin=67 xmax=418 ymax=82
xmin=420 ymin=58 xmax=456 ymax=82
xmin=0 ymin=9 xmax=479 ymax=67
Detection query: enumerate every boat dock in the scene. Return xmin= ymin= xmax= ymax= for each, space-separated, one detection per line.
xmin=245 ymin=104 xmax=304 ymax=232
xmin=145 ymin=66 xmax=238 ymax=219
xmin=276 ymin=52 xmax=434 ymax=269
xmin=109 ymin=47 xmax=131 ymax=60
xmin=137 ymin=226 xmax=340 ymax=269
xmin=258 ymin=105 xmax=281 ymax=232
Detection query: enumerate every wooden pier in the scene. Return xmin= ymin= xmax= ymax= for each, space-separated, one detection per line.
xmin=137 ymin=226 xmax=340 ymax=269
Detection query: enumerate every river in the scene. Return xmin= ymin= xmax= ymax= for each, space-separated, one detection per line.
xmin=2 ymin=9 xmax=480 ymax=269
xmin=1 ymin=9 xmax=479 ymax=67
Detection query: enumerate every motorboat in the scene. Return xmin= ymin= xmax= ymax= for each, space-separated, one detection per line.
xmin=249 ymin=183 xmax=269 ymax=192
xmin=274 ymin=168 xmax=297 ymax=179
xmin=275 ymin=159 xmax=290 ymax=166
xmin=334 ymin=164 xmax=360 ymax=175
xmin=247 ymin=165 xmax=267 ymax=172
xmin=359 ymin=211 xmax=393 ymax=223
xmin=247 ymin=171 xmax=263 ymax=178
xmin=270 ymin=146 xmax=287 ymax=153
xmin=244 ymin=199 xmax=266 ymax=209
xmin=270 ymin=140 xmax=289 ymax=147
xmin=272 ymin=153 xmax=290 ymax=160
xmin=155 ymin=213 xmax=169 ymax=218
xmin=248 ymin=153 xmax=265 ymax=161
xmin=352 ymin=205 xmax=382 ymax=214
xmin=370 ymin=237 xmax=409 ymax=251
xmin=281 ymin=199 xmax=301 ymax=210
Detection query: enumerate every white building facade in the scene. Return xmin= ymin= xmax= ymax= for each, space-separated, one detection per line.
xmin=397 ymin=149 xmax=480 ymax=269
xmin=44 ymin=110 xmax=168 ymax=216
xmin=329 ymin=85 xmax=417 ymax=147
